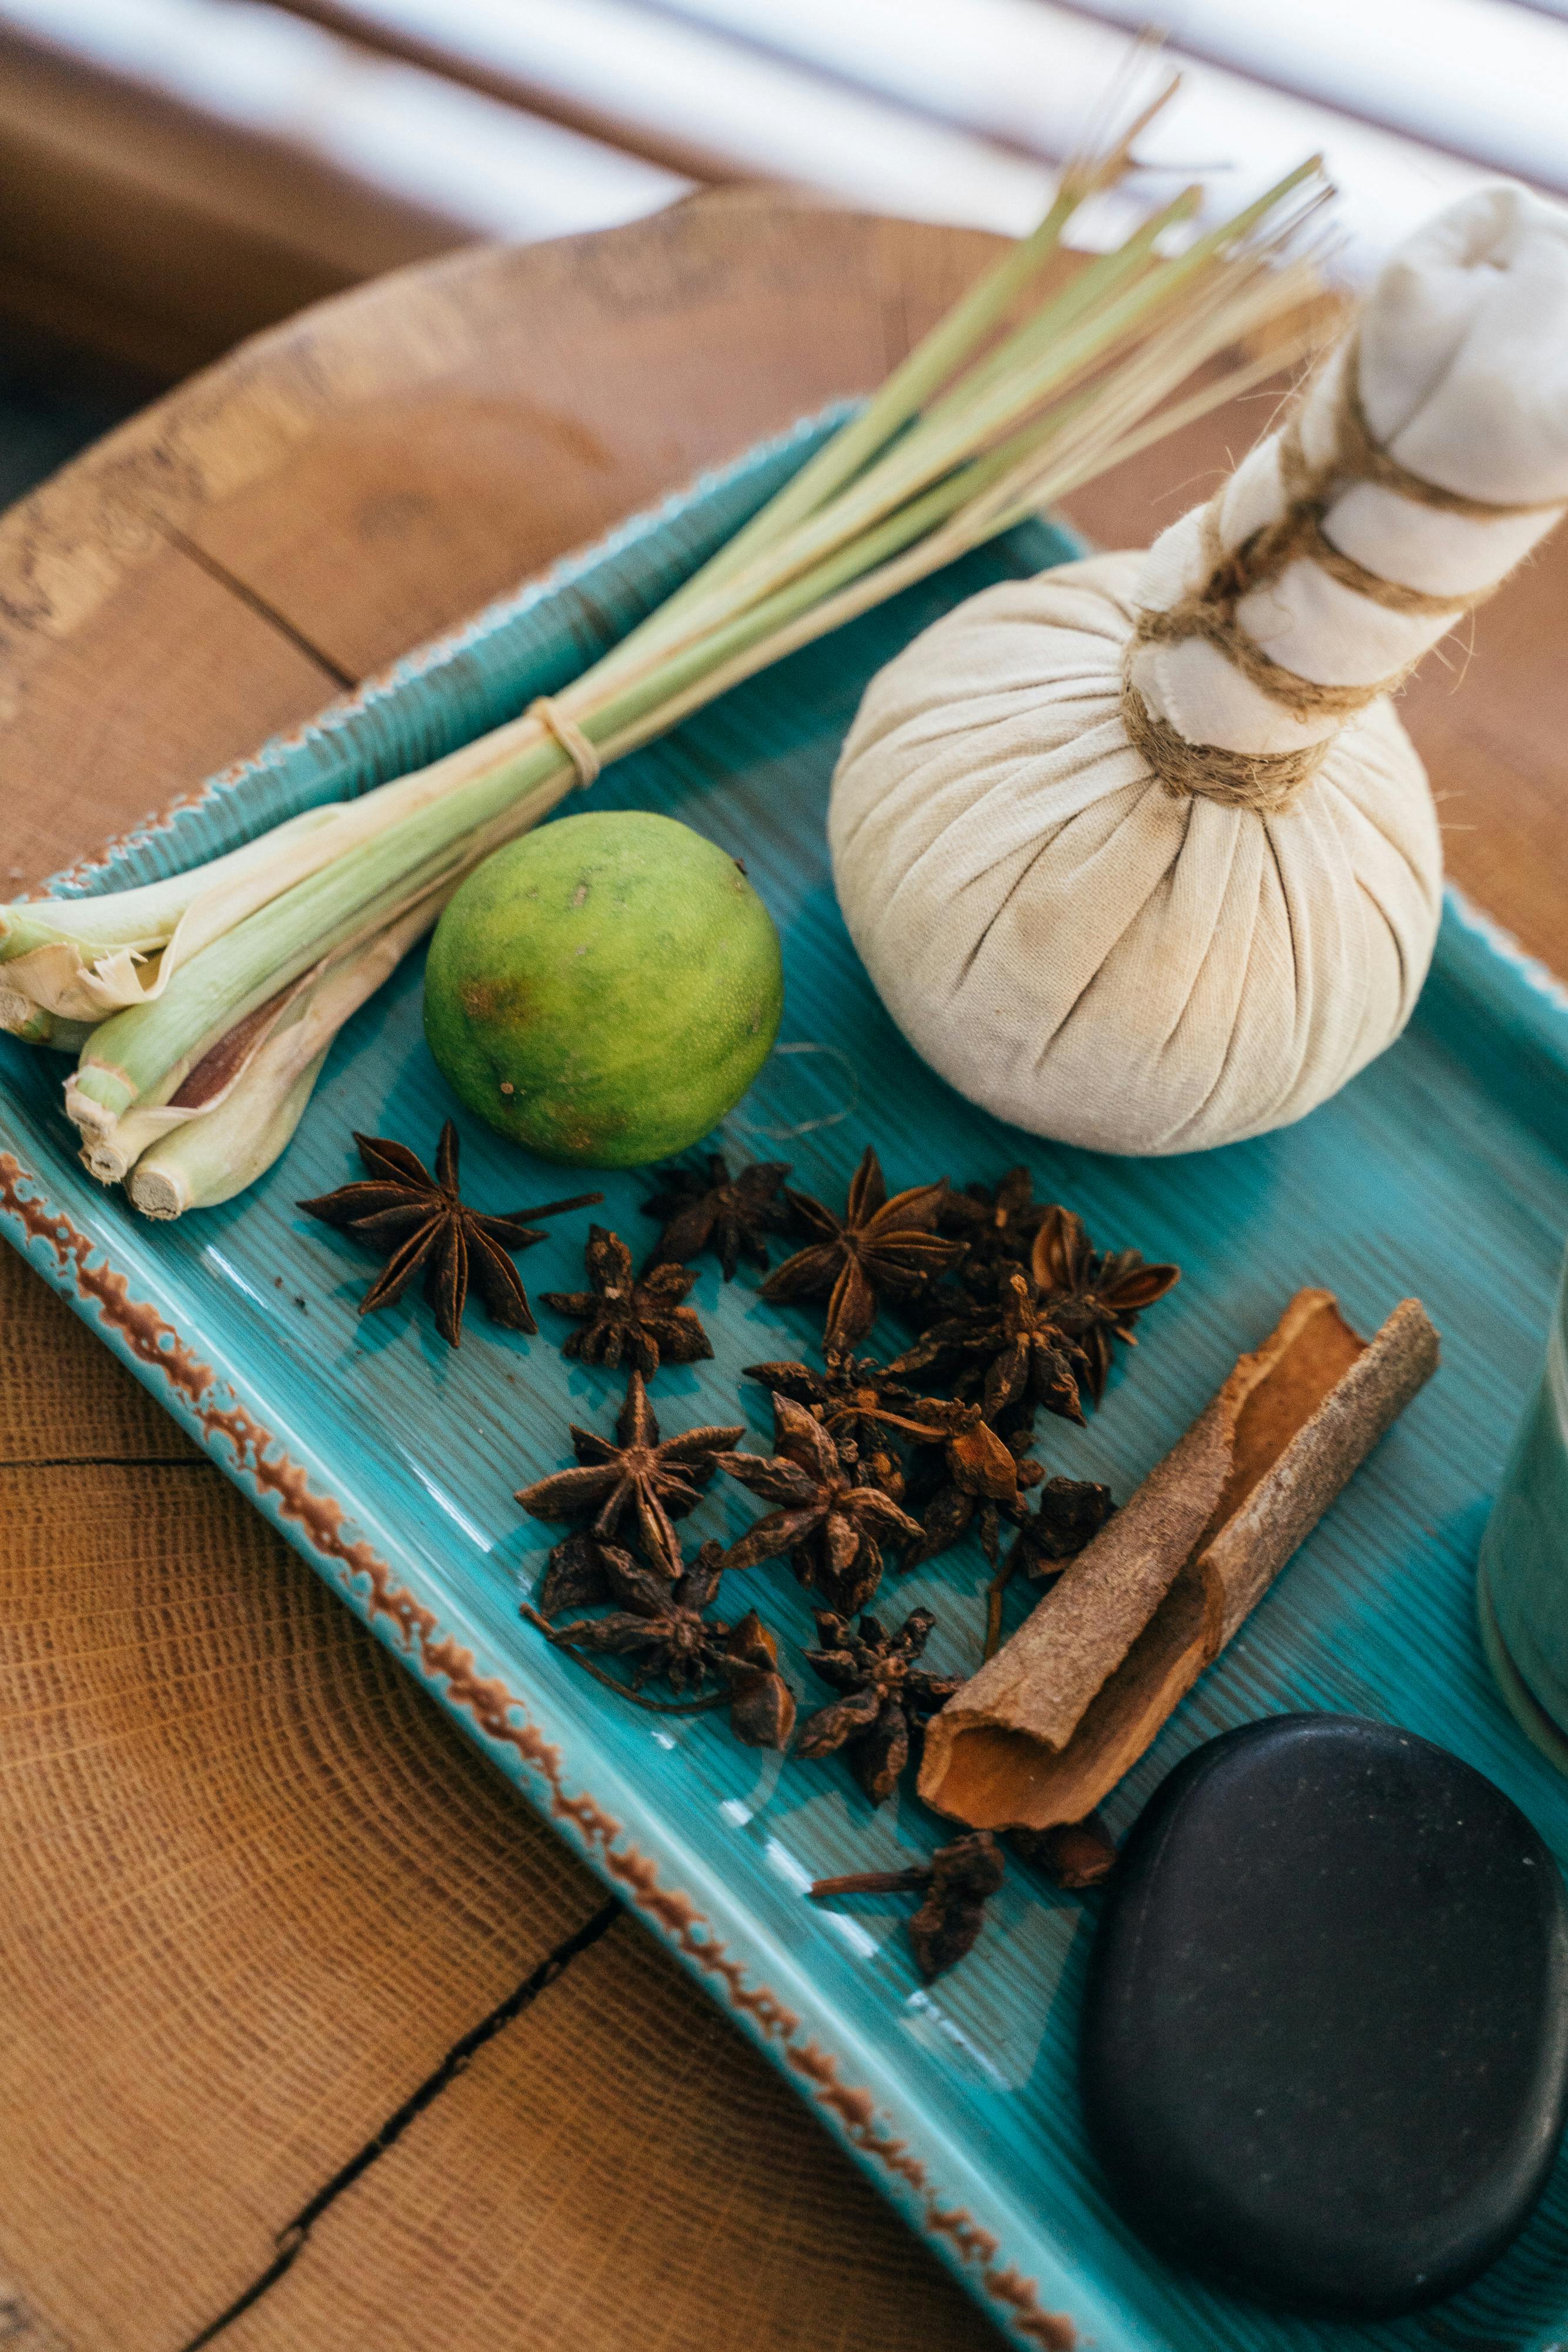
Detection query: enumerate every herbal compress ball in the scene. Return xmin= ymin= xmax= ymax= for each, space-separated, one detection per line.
xmin=423 ymin=811 xmax=783 ymax=1167
xmin=830 ymin=185 xmax=1568 ymax=1157
xmin=829 ymin=559 xmax=1442 ymax=1155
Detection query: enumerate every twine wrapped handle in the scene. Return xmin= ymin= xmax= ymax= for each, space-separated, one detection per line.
xmin=1124 ymin=336 xmax=1562 ymax=815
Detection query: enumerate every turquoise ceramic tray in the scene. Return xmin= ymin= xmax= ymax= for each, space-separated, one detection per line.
xmin=6 ymin=414 xmax=1568 ymax=2352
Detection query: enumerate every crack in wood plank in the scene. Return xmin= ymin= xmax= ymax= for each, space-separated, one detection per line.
xmin=176 ymin=1898 xmax=624 ymax=2352
xmin=160 ymin=523 xmax=357 ymax=690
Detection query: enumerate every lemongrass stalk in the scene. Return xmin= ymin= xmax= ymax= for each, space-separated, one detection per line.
xmin=9 ymin=711 xmax=587 ymax=1025
xmin=0 ymin=804 xmax=343 ymax=967
xmin=727 ymin=81 xmax=1177 ymax=550
xmin=574 ymin=106 xmax=1183 ymax=698
xmin=918 ymin=164 xmax=1322 ymax=445
xmin=654 ymin=191 xmax=1083 ymax=600
xmin=76 ymin=967 xmax=329 ymax=1182
xmin=128 ymin=1045 xmax=329 ymax=1219
xmin=636 ymin=93 xmax=1174 ymax=624
xmin=720 ymin=165 xmax=1325 ymax=609
xmin=567 ymin=166 xmax=1324 ymax=719
xmin=575 ymin=201 xmax=1198 ymax=704
xmin=81 ymin=1099 xmax=200 ymax=1186
xmin=0 ymin=997 xmax=96 ymax=1052
xmin=0 ymin=804 xmax=350 ymax=1024
xmin=65 ymin=752 xmax=571 ymax=1135
xmin=572 ymin=270 xmax=1329 ymax=764
xmin=978 ymin=287 xmax=1332 ymax=539
xmin=910 ymin=183 xmax=1203 ymax=433
xmin=124 ymin=893 xmax=440 ymax=1217
xmin=66 ymin=776 xmax=555 ymax=1137
xmin=81 ymin=891 xmax=443 ymax=1183
xmin=584 ymin=305 xmax=1332 ymax=773
xmin=952 ymin=258 xmax=1330 ymax=543
xmin=1 ymin=988 xmax=48 ymax=1040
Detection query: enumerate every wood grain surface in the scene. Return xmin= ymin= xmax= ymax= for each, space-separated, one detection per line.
xmin=2 ymin=187 xmax=1566 ymax=2352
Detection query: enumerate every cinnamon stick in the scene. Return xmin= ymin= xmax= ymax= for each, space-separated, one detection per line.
xmin=918 ymin=1291 xmax=1439 ymax=1831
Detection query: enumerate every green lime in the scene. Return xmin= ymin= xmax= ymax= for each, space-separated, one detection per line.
xmin=423 ymin=810 xmax=784 ymax=1168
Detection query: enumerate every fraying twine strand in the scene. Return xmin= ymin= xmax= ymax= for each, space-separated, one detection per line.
xmin=529 ymin=696 xmax=601 ymax=790
xmin=1125 ymin=336 xmax=1563 ymax=813
xmin=728 ymin=1041 xmax=861 ymax=1142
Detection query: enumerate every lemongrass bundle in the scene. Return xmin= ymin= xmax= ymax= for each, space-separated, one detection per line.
xmin=1 ymin=110 xmax=1332 ymax=1210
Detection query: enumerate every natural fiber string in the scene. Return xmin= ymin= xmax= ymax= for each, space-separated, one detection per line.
xmin=1119 ymin=660 xmax=1320 ymax=814
xmin=727 ymin=1041 xmax=861 ymax=1142
xmin=529 ymin=696 xmax=601 ymax=789
xmin=1124 ymin=336 xmax=1564 ymax=812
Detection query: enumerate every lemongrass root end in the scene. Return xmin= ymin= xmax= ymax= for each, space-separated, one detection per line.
xmin=0 ymin=985 xmax=41 ymax=1037
xmin=63 ymin=1072 xmax=129 ymax=1138
xmin=79 ymin=1139 xmax=136 ymax=1186
xmin=126 ymin=1166 xmax=187 ymax=1220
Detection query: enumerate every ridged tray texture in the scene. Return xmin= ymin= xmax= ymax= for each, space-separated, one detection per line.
xmin=5 ymin=415 xmax=1568 ymax=2352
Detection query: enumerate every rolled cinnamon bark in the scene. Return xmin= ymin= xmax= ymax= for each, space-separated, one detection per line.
xmin=918 ymin=1290 xmax=1439 ymax=1830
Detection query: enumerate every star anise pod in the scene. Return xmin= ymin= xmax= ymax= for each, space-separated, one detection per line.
xmin=1011 ymin=1815 xmax=1117 ymax=1891
xmin=1007 ymin=1475 xmax=1116 ymax=1583
xmin=536 ymin=1529 xmax=615 ymax=1618
xmin=759 ymin=1147 xmax=962 ymax=1354
xmin=541 ymin=1224 xmax=713 ymax=1373
xmin=641 ymin=1153 xmax=792 ymax=1281
xmin=1031 ymin=1206 xmax=1179 ymax=1405
xmin=794 ymin=1606 xmax=963 ymax=1805
xmin=811 ymin=1831 xmax=1005 ymax=1980
xmin=721 ymin=1610 xmax=799 ymax=1749
xmin=982 ymin=1474 xmax=1115 ymax=1658
xmin=515 ymin=1368 xmax=742 ymax=1578
xmin=888 ymin=1265 xmax=1085 ymax=1429
xmin=528 ymin=1538 xmax=794 ymax=1747
xmin=740 ymin=1355 xmax=959 ymax=1501
xmin=901 ymin=1410 xmax=1038 ymax=1570
xmin=298 ymin=1121 xmax=601 ymax=1348
xmin=716 ymin=1392 xmax=922 ymax=1616
xmin=546 ymin=1537 xmax=725 ymax=1694
xmin=936 ymin=1166 xmax=1050 ymax=1278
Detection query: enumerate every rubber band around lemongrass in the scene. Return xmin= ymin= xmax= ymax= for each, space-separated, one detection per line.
xmin=727 ymin=1041 xmax=861 ymax=1142
xmin=528 ymin=696 xmax=601 ymax=790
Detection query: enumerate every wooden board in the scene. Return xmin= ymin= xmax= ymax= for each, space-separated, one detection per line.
xmin=3 ymin=187 xmax=1567 ymax=2352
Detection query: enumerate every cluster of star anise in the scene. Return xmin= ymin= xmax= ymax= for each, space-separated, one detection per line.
xmin=706 ymin=1154 xmax=1178 ymax=1657
xmin=490 ymin=1155 xmax=789 ymax=1738
xmin=514 ymin=1367 xmax=798 ymax=1746
xmin=501 ymin=1140 xmax=1171 ymax=1976
xmin=891 ymin=1171 xmax=1178 ymax=1641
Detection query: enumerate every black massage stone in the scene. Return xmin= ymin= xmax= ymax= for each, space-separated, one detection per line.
xmin=1079 ymin=1713 xmax=1568 ymax=2316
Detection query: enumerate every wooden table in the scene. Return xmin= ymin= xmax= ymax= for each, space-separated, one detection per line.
xmin=4 ymin=189 xmax=1567 ymax=2352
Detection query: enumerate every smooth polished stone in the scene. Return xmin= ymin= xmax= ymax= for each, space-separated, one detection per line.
xmin=1080 ymin=1713 xmax=1568 ymax=2317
